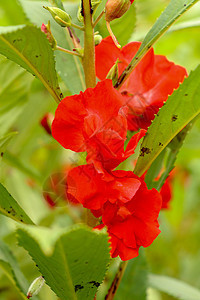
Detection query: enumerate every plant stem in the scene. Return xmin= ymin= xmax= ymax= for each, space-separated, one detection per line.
xmin=93 ymin=9 xmax=105 ymax=28
xmin=82 ymin=0 xmax=96 ymax=88
xmin=56 ymin=46 xmax=82 ymax=57
xmin=106 ymin=21 xmax=121 ymax=49
xmin=71 ymin=22 xmax=85 ymax=31
xmin=105 ymin=261 xmax=128 ymax=299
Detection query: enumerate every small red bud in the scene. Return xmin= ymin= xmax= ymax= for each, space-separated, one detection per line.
xmin=41 ymin=22 xmax=57 ymax=50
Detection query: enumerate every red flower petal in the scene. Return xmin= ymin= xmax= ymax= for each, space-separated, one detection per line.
xmin=95 ymin=37 xmax=187 ymax=130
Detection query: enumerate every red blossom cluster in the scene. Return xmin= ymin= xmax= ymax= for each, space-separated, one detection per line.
xmin=52 ymin=37 xmax=187 ymax=260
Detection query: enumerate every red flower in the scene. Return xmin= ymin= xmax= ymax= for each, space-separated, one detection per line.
xmin=95 ymin=37 xmax=187 ymax=131
xmin=52 ymin=79 xmax=145 ymax=171
xmin=67 ymin=164 xmax=162 ymax=260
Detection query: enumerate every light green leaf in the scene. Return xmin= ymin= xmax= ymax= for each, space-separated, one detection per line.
xmin=169 ymin=18 xmax=200 ymax=32
xmin=134 ymin=65 xmax=200 ymax=177
xmin=0 ymin=57 xmax=33 ymax=136
xmin=17 ymin=226 xmax=110 ymax=300
xmin=18 ymin=0 xmax=86 ymax=94
xmin=0 ymin=183 xmax=34 ymax=224
xmin=116 ymin=0 xmax=200 ymax=88
xmin=0 ymin=240 xmax=29 ymax=299
xmin=115 ymin=250 xmax=147 ymax=300
xmin=149 ymin=274 xmax=200 ymax=300
xmin=0 ymin=25 xmax=62 ymax=103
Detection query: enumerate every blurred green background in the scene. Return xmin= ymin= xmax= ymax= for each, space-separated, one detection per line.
xmin=0 ymin=0 xmax=200 ymax=299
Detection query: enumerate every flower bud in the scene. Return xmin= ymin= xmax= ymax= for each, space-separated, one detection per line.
xmin=41 ymin=21 xmax=57 ymax=50
xmin=105 ymin=0 xmax=132 ymax=22
xmin=106 ymin=59 xmax=119 ymax=86
xmin=94 ymin=34 xmax=103 ymax=46
xmin=27 ymin=276 xmax=45 ymax=299
xmin=43 ymin=6 xmax=72 ymax=27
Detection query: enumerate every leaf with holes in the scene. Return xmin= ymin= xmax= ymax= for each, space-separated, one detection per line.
xmin=0 ymin=183 xmax=34 ymax=224
xmin=17 ymin=226 xmax=110 ymax=300
xmin=0 ymin=25 xmax=62 ymax=102
xmin=18 ymin=0 xmax=86 ymax=94
xmin=134 ymin=65 xmax=200 ymax=177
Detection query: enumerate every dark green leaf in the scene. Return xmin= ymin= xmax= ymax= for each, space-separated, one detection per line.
xmin=17 ymin=226 xmax=110 ymax=300
xmin=0 ymin=25 xmax=62 ymax=103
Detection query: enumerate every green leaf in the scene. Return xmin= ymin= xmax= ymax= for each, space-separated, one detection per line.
xmin=0 ymin=0 xmax=27 ymax=25
xmin=17 ymin=226 xmax=110 ymax=300
xmin=149 ymin=274 xmax=200 ymax=300
xmin=0 ymin=132 xmax=17 ymax=160
xmin=116 ymin=0 xmax=200 ymax=88
xmin=0 ymin=57 xmax=33 ymax=136
xmin=115 ymin=250 xmax=147 ymax=300
xmin=0 ymin=183 xmax=34 ymax=224
xmin=134 ymin=65 xmax=200 ymax=177
xmin=18 ymin=0 xmax=86 ymax=94
xmin=0 ymin=240 xmax=29 ymax=299
xmin=0 ymin=25 xmax=62 ymax=103
xmin=95 ymin=0 xmax=136 ymax=46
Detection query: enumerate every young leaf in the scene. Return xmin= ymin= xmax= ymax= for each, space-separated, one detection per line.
xmin=116 ymin=0 xmax=200 ymax=88
xmin=134 ymin=65 xmax=200 ymax=177
xmin=0 ymin=183 xmax=34 ymax=224
xmin=18 ymin=0 xmax=86 ymax=94
xmin=17 ymin=226 xmax=110 ymax=300
xmin=0 ymin=25 xmax=62 ymax=103
xmin=149 ymin=274 xmax=200 ymax=300
xmin=114 ymin=250 xmax=147 ymax=300
xmin=0 ymin=240 xmax=29 ymax=299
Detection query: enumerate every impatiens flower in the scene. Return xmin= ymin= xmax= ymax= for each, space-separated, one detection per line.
xmin=52 ymin=79 xmax=145 ymax=172
xmin=40 ymin=113 xmax=54 ymax=135
xmin=67 ymin=164 xmax=162 ymax=260
xmin=95 ymin=37 xmax=187 ymax=131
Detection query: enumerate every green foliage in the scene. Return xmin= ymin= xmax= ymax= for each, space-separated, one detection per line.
xmin=18 ymin=0 xmax=85 ymax=94
xmin=0 ymin=25 xmax=61 ymax=103
xmin=149 ymin=273 xmax=200 ymax=300
xmin=17 ymin=226 xmax=110 ymax=300
xmin=134 ymin=65 xmax=200 ymax=176
xmin=115 ymin=250 xmax=147 ymax=300
xmin=0 ymin=240 xmax=29 ymax=299
xmin=0 ymin=183 xmax=34 ymax=224
xmin=0 ymin=57 xmax=33 ymax=136
xmin=0 ymin=132 xmax=17 ymax=162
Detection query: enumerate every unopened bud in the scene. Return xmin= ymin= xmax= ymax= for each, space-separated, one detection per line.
xmin=106 ymin=59 xmax=119 ymax=86
xmin=41 ymin=21 xmax=57 ymax=50
xmin=105 ymin=0 xmax=132 ymax=22
xmin=43 ymin=6 xmax=72 ymax=27
xmin=27 ymin=276 xmax=45 ymax=299
xmin=94 ymin=34 xmax=103 ymax=46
